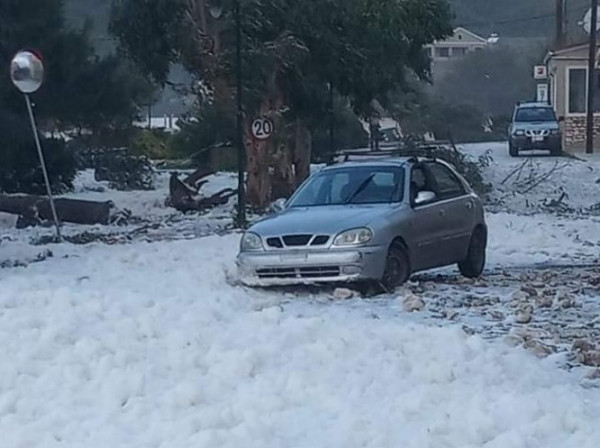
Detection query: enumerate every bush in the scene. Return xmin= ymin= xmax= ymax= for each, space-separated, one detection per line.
xmin=130 ymin=129 xmax=174 ymax=159
xmin=0 ymin=111 xmax=76 ymax=194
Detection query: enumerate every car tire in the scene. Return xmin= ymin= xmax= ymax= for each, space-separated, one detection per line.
xmin=509 ymin=143 xmax=518 ymax=157
xmin=458 ymin=227 xmax=487 ymax=279
xmin=381 ymin=243 xmax=411 ymax=291
xmin=550 ymin=144 xmax=562 ymax=157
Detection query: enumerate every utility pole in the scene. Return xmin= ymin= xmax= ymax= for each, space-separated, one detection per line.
xmin=586 ymin=0 xmax=598 ymax=154
xmin=234 ymin=0 xmax=246 ymax=226
xmin=556 ymin=0 xmax=566 ymax=48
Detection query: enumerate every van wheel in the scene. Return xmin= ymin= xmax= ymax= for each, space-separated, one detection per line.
xmin=381 ymin=243 xmax=411 ymax=291
xmin=458 ymin=227 xmax=486 ymax=278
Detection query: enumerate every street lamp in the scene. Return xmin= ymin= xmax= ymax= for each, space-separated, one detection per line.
xmin=10 ymin=49 xmax=62 ymax=241
xmin=209 ymin=0 xmax=246 ymax=227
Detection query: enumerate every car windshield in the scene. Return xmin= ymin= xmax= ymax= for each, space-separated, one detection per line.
xmin=288 ymin=166 xmax=404 ymax=207
xmin=514 ymin=107 xmax=556 ymax=123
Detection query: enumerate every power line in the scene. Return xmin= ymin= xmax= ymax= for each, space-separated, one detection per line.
xmin=458 ymin=5 xmax=589 ymax=29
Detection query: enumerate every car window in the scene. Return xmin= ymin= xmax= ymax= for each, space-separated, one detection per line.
xmin=514 ymin=107 xmax=556 ymax=123
xmin=288 ymin=166 xmax=404 ymax=207
xmin=426 ymin=163 xmax=466 ymax=200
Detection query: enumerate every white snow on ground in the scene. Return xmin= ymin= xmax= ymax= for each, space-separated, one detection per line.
xmin=1 ymin=143 xmax=600 ymax=446
xmin=487 ymin=212 xmax=600 ymax=267
xmin=2 ymin=235 xmax=600 ymax=447
xmin=67 ymin=169 xmax=237 ymax=220
xmin=459 ymin=141 xmax=600 ymax=214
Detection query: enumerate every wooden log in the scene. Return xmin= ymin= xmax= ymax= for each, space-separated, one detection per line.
xmin=0 ymin=194 xmax=114 ymax=226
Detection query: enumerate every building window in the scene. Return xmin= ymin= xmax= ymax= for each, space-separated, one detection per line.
xmin=452 ymin=47 xmax=467 ymax=57
xmin=568 ymin=68 xmax=586 ymax=114
xmin=436 ymin=47 xmax=450 ymax=58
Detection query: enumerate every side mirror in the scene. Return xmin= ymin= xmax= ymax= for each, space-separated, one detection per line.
xmin=558 ymin=116 xmax=565 ymax=123
xmin=414 ymin=190 xmax=436 ymax=206
xmin=269 ymin=198 xmax=287 ymax=213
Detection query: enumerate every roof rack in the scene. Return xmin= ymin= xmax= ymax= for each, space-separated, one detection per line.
xmin=325 ymin=140 xmax=454 ymax=164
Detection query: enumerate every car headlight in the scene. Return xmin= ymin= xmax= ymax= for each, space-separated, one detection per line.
xmin=550 ymin=129 xmax=560 ymax=135
xmin=514 ymin=130 xmax=525 ymax=136
xmin=333 ymin=228 xmax=373 ymax=247
xmin=241 ymin=232 xmax=263 ymax=251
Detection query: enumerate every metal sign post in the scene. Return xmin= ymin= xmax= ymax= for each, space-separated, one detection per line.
xmin=10 ymin=50 xmax=62 ymax=241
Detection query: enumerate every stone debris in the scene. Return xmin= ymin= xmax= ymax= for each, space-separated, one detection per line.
xmin=333 ymin=288 xmax=358 ymax=301
xmin=403 ymin=294 xmax=425 ymax=312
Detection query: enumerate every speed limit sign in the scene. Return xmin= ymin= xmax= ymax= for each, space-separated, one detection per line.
xmin=251 ymin=116 xmax=274 ymax=140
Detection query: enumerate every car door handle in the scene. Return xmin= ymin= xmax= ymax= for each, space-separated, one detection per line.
xmin=466 ymin=201 xmax=473 ymax=210
xmin=438 ymin=209 xmax=445 ymax=217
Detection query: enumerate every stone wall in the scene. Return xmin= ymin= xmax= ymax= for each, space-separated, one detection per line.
xmin=564 ymin=116 xmax=600 ymax=150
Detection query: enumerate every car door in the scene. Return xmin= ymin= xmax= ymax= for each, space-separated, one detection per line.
xmin=405 ymin=164 xmax=446 ymax=271
xmin=425 ymin=162 xmax=475 ymax=264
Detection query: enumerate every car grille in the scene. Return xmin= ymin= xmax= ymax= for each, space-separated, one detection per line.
xmin=525 ymin=129 xmax=550 ymax=137
xmin=282 ymin=234 xmax=312 ymax=246
xmin=266 ymin=234 xmax=330 ymax=248
xmin=257 ymin=266 xmax=340 ymax=279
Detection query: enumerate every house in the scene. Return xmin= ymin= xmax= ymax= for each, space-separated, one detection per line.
xmin=425 ymin=27 xmax=498 ymax=78
xmin=426 ymin=27 xmax=493 ymax=62
xmin=544 ymin=42 xmax=600 ymax=152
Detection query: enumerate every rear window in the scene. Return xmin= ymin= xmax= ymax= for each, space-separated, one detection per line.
xmin=514 ymin=107 xmax=556 ymax=123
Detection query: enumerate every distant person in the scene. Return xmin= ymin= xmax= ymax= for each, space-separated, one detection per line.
xmin=369 ymin=115 xmax=381 ymax=151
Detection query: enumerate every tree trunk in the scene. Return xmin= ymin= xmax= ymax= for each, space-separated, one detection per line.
xmin=270 ymin=138 xmax=295 ymax=200
xmin=245 ymin=118 xmax=271 ymax=210
xmin=246 ymin=71 xmax=287 ymax=210
xmin=294 ymin=118 xmax=312 ymax=187
xmin=0 ymin=195 xmax=115 ymax=226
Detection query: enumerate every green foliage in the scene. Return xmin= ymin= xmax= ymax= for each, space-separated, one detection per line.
xmin=0 ymin=111 xmax=76 ymax=195
xmin=170 ymin=104 xmax=236 ymax=158
xmin=311 ymin=98 xmax=369 ymax=160
xmin=130 ymin=129 xmax=173 ymax=159
xmin=0 ymin=0 xmax=156 ymax=194
xmin=110 ymin=0 xmax=453 ymax=117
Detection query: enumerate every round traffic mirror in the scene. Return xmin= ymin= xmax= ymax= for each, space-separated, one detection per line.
xmin=10 ymin=50 xmax=44 ymax=94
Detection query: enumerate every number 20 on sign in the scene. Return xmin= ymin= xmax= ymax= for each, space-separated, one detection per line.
xmin=251 ymin=117 xmax=274 ymax=140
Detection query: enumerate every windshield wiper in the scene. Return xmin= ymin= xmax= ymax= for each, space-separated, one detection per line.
xmin=345 ymin=174 xmax=375 ymax=204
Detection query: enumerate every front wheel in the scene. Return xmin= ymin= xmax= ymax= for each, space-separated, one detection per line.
xmin=509 ymin=143 xmax=518 ymax=157
xmin=458 ymin=227 xmax=486 ymax=278
xmin=381 ymin=244 xmax=411 ymax=291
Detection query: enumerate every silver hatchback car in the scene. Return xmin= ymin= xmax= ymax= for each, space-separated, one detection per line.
xmin=237 ymin=156 xmax=487 ymax=290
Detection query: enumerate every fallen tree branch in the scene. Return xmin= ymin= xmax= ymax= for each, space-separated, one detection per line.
xmin=501 ymin=159 xmax=529 ymax=185
xmin=521 ymin=161 xmax=570 ymax=194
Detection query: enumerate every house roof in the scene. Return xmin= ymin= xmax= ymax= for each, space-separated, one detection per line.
xmin=544 ymin=41 xmax=593 ymax=64
xmin=428 ymin=26 xmax=488 ymax=46
xmin=453 ymin=27 xmax=488 ymax=43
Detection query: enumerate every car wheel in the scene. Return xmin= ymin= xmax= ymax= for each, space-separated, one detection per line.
xmin=509 ymin=143 xmax=518 ymax=157
xmin=381 ymin=243 xmax=411 ymax=291
xmin=458 ymin=227 xmax=486 ymax=279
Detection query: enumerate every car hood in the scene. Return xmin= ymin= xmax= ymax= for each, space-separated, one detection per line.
xmin=249 ymin=204 xmax=395 ymax=236
xmin=512 ymin=122 xmax=559 ymax=132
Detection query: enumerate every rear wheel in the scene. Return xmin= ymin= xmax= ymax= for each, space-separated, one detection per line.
xmin=381 ymin=243 xmax=411 ymax=291
xmin=458 ymin=227 xmax=486 ymax=278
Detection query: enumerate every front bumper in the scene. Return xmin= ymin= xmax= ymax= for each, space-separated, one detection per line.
xmin=510 ymin=134 xmax=561 ymax=151
xmin=237 ymin=246 xmax=388 ymax=286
